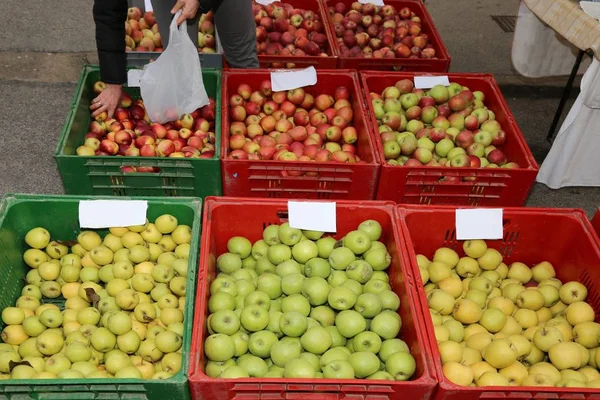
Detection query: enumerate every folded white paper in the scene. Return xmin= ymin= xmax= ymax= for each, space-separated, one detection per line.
xmin=455 ymin=208 xmax=503 ymax=240
xmin=79 ymin=200 xmax=148 ymax=229
xmin=414 ymin=76 xmax=450 ymax=89
xmin=144 ymin=0 xmax=153 ymax=12
xmin=256 ymin=0 xmax=276 ymax=5
xmin=127 ymin=69 xmax=143 ymax=88
xmin=288 ymin=201 xmax=337 ymax=232
xmin=271 ymin=67 xmax=318 ymax=92
xmin=359 ymin=0 xmax=385 ymax=6
xmin=581 ymin=1 xmax=600 ymax=21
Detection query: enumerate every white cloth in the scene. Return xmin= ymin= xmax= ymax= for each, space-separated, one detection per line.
xmin=537 ymin=58 xmax=600 ymax=188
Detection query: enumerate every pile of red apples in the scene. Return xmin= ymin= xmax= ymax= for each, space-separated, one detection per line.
xmin=253 ymin=1 xmax=330 ymax=57
xmin=227 ymin=80 xmax=364 ymax=166
xmin=328 ymin=2 xmax=436 ymax=60
xmin=77 ymin=81 xmax=217 ymax=169
xmin=370 ymin=79 xmax=518 ymax=170
xmin=125 ymin=7 xmax=217 ymax=53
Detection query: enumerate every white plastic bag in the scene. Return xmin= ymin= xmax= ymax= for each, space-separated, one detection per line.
xmin=140 ymin=11 xmax=209 ymax=123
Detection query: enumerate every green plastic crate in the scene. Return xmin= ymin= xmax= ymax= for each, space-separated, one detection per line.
xmin=54 ymin=65 xmax=222 ymax=198
xmin=0 ymin=193 xmax=202 ymax=400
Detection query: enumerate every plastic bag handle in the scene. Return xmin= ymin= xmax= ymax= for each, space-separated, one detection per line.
xmin=169 ymin=10 xmax=187 ymax=37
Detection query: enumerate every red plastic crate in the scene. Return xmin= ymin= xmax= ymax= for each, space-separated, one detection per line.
xmin=396 ymin=205 xmax=600 ymax=400
xmin=221 ymin=69 xmax=381 ymax=199
xmin=254 ymin=0 xmax=339 ymax=69
xmin=593 ymin=208 xmax=600 ymax=239
xmin=323 ymin=0 xmax=450 ymax=71
xmin=189 ymin=197 xmax=438 ymax=400
xmin=361 ymin=71 xmax=540 ymax=206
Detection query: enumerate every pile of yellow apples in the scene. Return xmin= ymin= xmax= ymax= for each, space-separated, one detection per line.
xmin=418 ymin=239 xmax=600 ymax=388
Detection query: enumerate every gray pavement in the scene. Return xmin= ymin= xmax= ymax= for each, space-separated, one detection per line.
xmin=0 ymin=0 xmax=598 ymax=218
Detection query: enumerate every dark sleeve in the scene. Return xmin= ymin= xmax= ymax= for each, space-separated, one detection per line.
xmin=93 ymin=0 xmax=128 ymax=85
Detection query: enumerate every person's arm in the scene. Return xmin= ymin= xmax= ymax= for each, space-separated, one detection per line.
xmin=93 ymin=0 xmax=127 ymax=85
xmin=90 ymin=0 xmax=127 ymax=118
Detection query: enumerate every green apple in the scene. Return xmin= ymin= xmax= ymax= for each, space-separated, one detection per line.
xmin=327 ymin=270 xmax=348 ymax=288
xmin=301 ymin=326 xmax=332 ymax=354
xmin=228 ymin=236 xmax=252 ymax=259
xmin=257 ymin=273 xmax=282 ymax=299
xmin=281 ymin=294 xmax=311 ymax=316
xmin=278 ymin=223 xmax=302 ymax=246
xmin=385 ymin=351 xmax=416 ymax=381
xmin=284 ymin=358 xmax=316 ymax=378
xmin=279 ymin=311 xmax=308 ymax=337
xmin=302 ymin=277 xmax=331 ymax=306
xmin=206 ymin=360 xmax=236 ymax=378
xmin=353 ymin=331 xmax=382 ymax=354
xmin=304 ymin=258 xmax=331 ymax=279
xmin=363 ymin=279 xmax=391 ymax=294
xmin=310 ymin=305 xmax=335 ymax=326
xmin=251 ymin=239 xmax=269 ymax=260
xmin=479 ymin=308 xmax=506 ymax=333
xmin=204 ymin=333 xmax=235 ymax=362
xmin=379 ymin=290 xmax=400 ymax=311
xmin=248 ymin=330 xmax=278 ymax=358
xmin=217 ymin=253 xmax=242 ymax=274
xmin=326 ymin=326 xmax=347 ymax=347
xmin=263 ymin=225 xmax=281 ymax=245
xmin=266 ymin=311 xmax=283 ymax=337
xmin=343 ymin=230 xmax=372 ymax=255
xmin=346 ymin=260 xmax=374 ymax=284
xmin=292 ymin=240 xmax=319 ymax=264
xmin=240 ymin=305 xmax=269 ymax=332
xmin=328 ymin=286 xmax=358 ymax=311
xmin=209 ymin=292 xmax=236 ymax=313
xmin=220 ymin=365 xmax=250 ymax=378
xmin=210 ymin=310 xmax=241 ymax=335
xmin=320 ymin=346 xmax=351 ymax=368
xmin=379 ymin=338 xmax=410 ymax=362
xmin=329 ymin=247 xmax=356 ymax=270
xmin=270 ymin=340 xmax=302 ymax=368
xmin=349 ymin=351 xmax=379 ymax=378
xmin=371 ymin=310 xmax=401 ymax=340
xmin=241 ymin=288 xmax=268 ymax=309
xmin=358 ymin=220 xmax=382 ymax=241
xmin=275 ymin=259 xmax=301 ymax=278
xmin=303 ymin=229 xmax=324 ymax=240
xmin=317 ymin=237 xmax=336 ymax=259
xmin=354 ymin=293 xmax=383 ymax=318
xmin=363 ymin=248 xmax=392 ymax=271
xmin=281 ymin=274 xmax=305 ymax=296
xmin=237 ymin=354 xmax=268 ymax=377
xmin=335 ymin=310 xmax=366 ymax=338
xmin=256 ymin=257 xmax=276 ymax=274
xmin=323 ymin=360 xmax=354 ymax=379
xmin=267 ymin=244 xmax=292 ymax=265
xmin=230 ymin=331 xmax=249 ymax=357
xmin=342 ymin=279 xmax=363 ymax=297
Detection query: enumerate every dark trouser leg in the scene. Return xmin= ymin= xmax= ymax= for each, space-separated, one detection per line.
xmin=213 ymin=0 xmax=259 ymax=68
xmin=152 ymin=0 xmax=200 ymax=48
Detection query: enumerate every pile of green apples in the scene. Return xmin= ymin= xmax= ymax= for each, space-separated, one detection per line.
xmin=418 ymin=240 xmax=600 ymax=388
xmin=203 ymin=220 xmax=417 ymax=381
xmin=0 ymin=215 xmax=191 ymax=380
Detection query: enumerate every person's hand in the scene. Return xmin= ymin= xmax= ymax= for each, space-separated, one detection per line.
xmin=171 ymin=0 xmax=200 ymax=25
xmin=90 ymin=84 xmax=122 ymax=119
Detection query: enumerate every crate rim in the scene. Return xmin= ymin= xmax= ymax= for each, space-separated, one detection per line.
xmin=360 ymin=70 xmax=540 ymax=172
xmin=189 ymin=196 xmax=438 ymax=390
xmin=325 ymin=0 xmax=451 ymax=65
xmin=0 ymin=192 xmax=202 ymax=387
xmin=220 ymin=68 xmax=383 ymax=167
xmin=395 ymin=203 xmax=600 ymax=395
xmin=53 ymin=64 xmax=223 ymax=163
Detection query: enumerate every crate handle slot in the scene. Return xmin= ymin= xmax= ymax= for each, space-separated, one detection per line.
xmin=276 ymin=210 xmax=289 ymax=220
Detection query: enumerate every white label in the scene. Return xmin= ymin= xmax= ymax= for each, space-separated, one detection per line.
xmin=271 ymin=67 xmax=318 ymax=92
xmin=127 ymin=69 xmax=143 ymax=87
xmin=414 ymin=76 xmax=450 ymax=89
xmin=144 ymin=0 xmax=153 ymax=12
xmin=79 ymin=200 xmax=148 ymax=229
xmin=288 ymin=201 xmax=337 ymax=232
xmin=455 ymin=209 xmax=503 ymax=240
xmin=256 ymin=0 xmax=276 ymax=5
xmin=359 ymin=0 xmax=385 ymax=5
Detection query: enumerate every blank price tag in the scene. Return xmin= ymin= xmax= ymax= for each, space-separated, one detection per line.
xmin=144 ymin=0 xmax=153 ymax=12
xmin=79 ymin=200 xmax=148 ymax=229
xmin=271 ymin=67 xmax=318 ymax=92
xmin=455 ymin=209 xmax=503 ymax=240
xmin=359 ymin=0 xmax=385 ymax=5
xmin=414 ymin=76 xmax=450 ymax=89
xmin=127 ymin=69 xmax=143 ymax=87
xmin=288 ymin=201 xmax=337 ymax=232
xmin=256 ymin=0 xmax=276 ymax=5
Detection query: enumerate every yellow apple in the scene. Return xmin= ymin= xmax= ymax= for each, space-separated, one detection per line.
xmin=443 ymin=361 xmax=473 ymax=386
xmin=531 ymin=261 xmax=556 ymax=282
xmin=499 ymin=361 xmax=528 ymax=385
xmin=482 ymin=339 xmax=518 ymax=369
xmin=548 ymin=342 xmax=582 ymax=370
